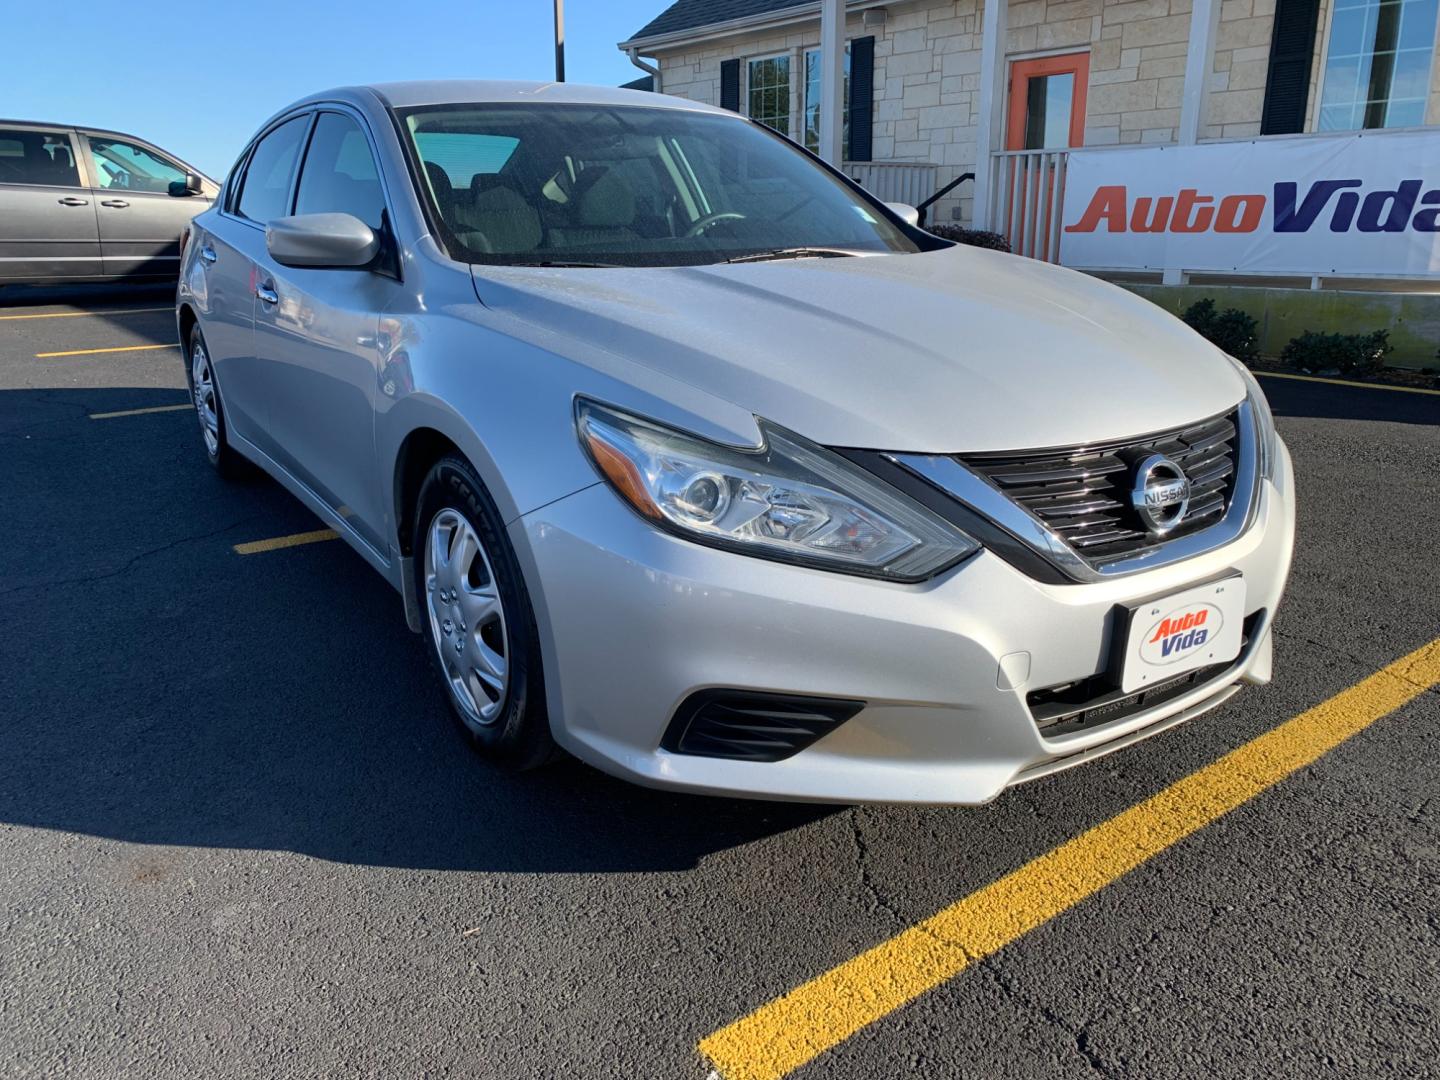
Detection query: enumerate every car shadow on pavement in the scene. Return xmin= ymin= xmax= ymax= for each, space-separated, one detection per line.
xmin=0 ymin=281 xmax=175 ymax=309
xmin=0 ymin=386 xmax=840 ymax=875
xmin=1261 ymin=376 xmax=1439 ymax=426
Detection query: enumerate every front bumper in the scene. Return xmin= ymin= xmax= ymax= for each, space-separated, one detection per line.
xmin=511 ymin=438 xmax=1295 ymax=804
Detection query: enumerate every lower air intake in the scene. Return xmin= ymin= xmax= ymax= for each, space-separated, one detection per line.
xmin=662 ymin=690 xmax=864 ymax=762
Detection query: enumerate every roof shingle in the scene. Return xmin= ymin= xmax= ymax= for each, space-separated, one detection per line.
xmin=625 ymin=0 xmax=812 ymax=44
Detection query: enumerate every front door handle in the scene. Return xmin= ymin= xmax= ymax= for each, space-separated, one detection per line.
xmin=100 ymin=198 xmax=130 ymax=209
xmin=199 ymin=246 xmax=217 ymax=264
xmin=256 ymin=282 xmax=279 ymax=304
xmin=57 ymin=196 xmax=89 ymax=206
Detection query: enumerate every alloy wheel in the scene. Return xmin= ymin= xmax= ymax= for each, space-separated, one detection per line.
xmin=424 ymin=508 xmax=510 ymax=726
xmin=191 ymin=339 xmax=219 ymax=457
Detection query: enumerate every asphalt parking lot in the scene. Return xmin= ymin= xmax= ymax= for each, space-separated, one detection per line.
xmin=2 ymin=283 xmax=1437 ymax=1080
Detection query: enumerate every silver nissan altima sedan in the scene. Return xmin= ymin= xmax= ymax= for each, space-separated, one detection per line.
xmin=177 ymin=80 xmax=1294 ymax=804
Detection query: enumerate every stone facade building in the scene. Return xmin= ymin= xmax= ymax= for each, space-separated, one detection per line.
xmin=619 ymin=0 xmax=1440 ymax=234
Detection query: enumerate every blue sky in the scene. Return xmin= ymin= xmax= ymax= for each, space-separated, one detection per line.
xmin=1 ymin=0 xmax=665 ymax=178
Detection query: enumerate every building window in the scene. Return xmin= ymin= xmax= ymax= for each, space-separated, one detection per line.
xmin=803 ymin=47 xmax=850 ymax=153
xmin=746 ymin=55 xmax=791 ymax=135
xmin=1317 ymin=0 xmax=1439 ymax=129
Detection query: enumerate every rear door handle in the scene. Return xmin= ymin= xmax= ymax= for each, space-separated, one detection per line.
xmin=256 ymin=282 xmax=279 ymax=304
xmin=100 ymin=198 xmax=130 ymax=209
xmin=200 ymin=246 xmax=217 ymax=264
xmin=57 ymin=196 xmax=89 ymax=206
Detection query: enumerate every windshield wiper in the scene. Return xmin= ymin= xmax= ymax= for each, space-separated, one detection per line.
xmin=506 ymin=259 xmax=628 ymax=269
xmin=724 ymin=247 xmax=862 ymax=264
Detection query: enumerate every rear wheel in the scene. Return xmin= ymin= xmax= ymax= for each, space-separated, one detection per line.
xmin=413 ymin=455 xmax=554 ymax=769
xmin=186 ymin=325 xmax=246 ymax=479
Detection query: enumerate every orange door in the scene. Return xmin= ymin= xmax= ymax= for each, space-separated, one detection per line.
xmin=1007 ymin=53 xmax=1090 ymax=151
xmin=1002 ymin=53 xmax=1089 ymax=260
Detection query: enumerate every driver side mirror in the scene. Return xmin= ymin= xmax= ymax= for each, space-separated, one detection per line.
xmin=169 ymin=172 xmax=205 ymax=197
xmin=267 ymin=213 xmax=380 ymax=269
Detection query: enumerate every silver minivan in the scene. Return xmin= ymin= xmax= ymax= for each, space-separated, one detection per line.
xmin=0 ymin=120 xmax=216 ymax=284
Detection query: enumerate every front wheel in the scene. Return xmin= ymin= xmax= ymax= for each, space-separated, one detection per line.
xmin=186 ymin=325 xmax=246 ymax=479
xmin=413 ymin=455 xmax=554 ymax=770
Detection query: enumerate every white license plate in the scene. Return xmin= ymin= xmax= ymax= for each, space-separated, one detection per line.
xmin=1120 ymin=576 xmax=1247 ymax=693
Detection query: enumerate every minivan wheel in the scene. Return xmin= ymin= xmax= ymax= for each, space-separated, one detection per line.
xmin=186 ymin=325 xmax=245 ymax=479
xmin=413 ymin=456 xmax=554 ymax=770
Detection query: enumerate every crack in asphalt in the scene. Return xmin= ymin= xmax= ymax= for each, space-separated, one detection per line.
xmin=847 ymin=806 xmax=910 ymax=930
xmin=981 ymin=955 xmax=1110 ymax=1076
xmin=1272 ymin=625 xmax=1379 ymax=675
xmin=1273 ymin=626 xmax=1440 ymax=700
xmin=0 ymin=389 xmax=188 ymax=438
xmin=0 ymin=392 xmax=94 ymax=438
xmin=0 ymin=516 xmax=260 ymax=600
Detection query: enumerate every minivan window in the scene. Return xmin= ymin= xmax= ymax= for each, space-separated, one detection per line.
xmin=294 ymin=113 xmax=386 ymax=231
xmin=87 ymin=136 xmax=186 ymax=193
xmin=237 ymin=115 xmax=310 ymax=225
xmin=0 ymin=129 xmax=81 ymax=188
xmin=397 ymin=104 xmax=919 ymax=266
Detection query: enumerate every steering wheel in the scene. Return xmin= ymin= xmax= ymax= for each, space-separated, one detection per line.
xmin=686 ymin=212 xmax=747 ymax=238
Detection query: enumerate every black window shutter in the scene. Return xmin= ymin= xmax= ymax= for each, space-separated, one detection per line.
xmin=848 ymin=36 xmax=876 ymax=162
xmin=720 ymin=59 xmax=741 ymax=113
xmin=1260 ymin=0 xmax=1321 ymax=134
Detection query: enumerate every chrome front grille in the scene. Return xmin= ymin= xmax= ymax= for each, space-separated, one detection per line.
xmin=957 ymin=411 xmax=1240 ymax=565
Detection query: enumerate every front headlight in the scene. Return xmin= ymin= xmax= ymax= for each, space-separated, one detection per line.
xmin=576 ymin=400 xmax=979 ymax=581
xmin=1224 ymin=355 xmax=1278 ymax=479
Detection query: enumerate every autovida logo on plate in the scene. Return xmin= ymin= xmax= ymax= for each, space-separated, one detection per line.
xmin=1140 ymin=604 xmax=1222 ymax=664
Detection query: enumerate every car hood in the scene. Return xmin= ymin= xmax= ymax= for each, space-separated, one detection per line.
xmin=469 ymin=245 xmax=1245 ymax=453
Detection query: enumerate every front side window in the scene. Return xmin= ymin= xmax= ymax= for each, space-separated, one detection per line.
xmin=399 ymin=103 xmax=918 ymax=267
xmin=803 ymin=47 xmax=851 ymax=153
xmin=1318 ymin=0 xmax=1439 ymax=129
xmin=747 ymin=56 xmax=792 ymax=136
xmin=294 ymin=112 xmax=386 ymax=231
xmin=86 ymin=137 xmax=186 ymax=194
xmin=0 ymin=128 xmax=80 ymax=188
xmin=237 ymin=115 xmax=310 ymax=225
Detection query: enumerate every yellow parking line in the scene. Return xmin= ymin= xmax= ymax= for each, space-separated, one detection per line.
xmin=35 ymin=343 xmax=178 ymax=358
xmin=233 ymin=529 xmax=339 ymax=556
xmin=89 ymin=403 xmax=192 ymax=420
xmin=1254 ymin=370 xmax=1440 ymax=397
xmin=700 ymin=638 xmax=1440 ymax=1080
xmin=0 ymin=306 xmax=171 ymax=321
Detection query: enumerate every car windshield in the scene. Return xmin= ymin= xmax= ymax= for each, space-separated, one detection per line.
xmin=396 ymin=103 xmax=921 ymax=267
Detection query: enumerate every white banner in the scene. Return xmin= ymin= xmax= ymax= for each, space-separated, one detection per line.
xmin=1058 ymin=130 xmax=1440 ymax=277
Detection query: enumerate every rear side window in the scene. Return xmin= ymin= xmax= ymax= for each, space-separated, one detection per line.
xmin=0 ymin=128 xmax=81 ymax=188
xmin=294 ymin=113 xmax=386 ymax=231
xmin=237 ymin=116 xmax=309 ymax=225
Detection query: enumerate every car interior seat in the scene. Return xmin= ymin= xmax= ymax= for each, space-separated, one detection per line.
xmin=453 ymin=175 xmax=542 ymax=254
xmin=549 ymin=168 xmax=639 ymax=249
xmin=423 ymin=161 xmax=455 ymax=220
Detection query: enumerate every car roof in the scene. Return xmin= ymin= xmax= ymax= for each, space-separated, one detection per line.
xmin=295 ymin=79 xmax=728 ymax=115
xmin=0 ymin=118 xmax=143 ymax=138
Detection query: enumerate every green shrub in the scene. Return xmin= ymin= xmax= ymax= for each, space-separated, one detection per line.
xmin=1181 ymin=298 xmax=1260 ymax=361
xmin=926 ymin=224 xmax=1011 ymax=253
xmin=1280 ymin=330 xmax=1392 ymax=376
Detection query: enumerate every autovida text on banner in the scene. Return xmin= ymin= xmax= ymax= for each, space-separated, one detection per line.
xmin=1057 ymin=129 xmax=1440 ymax=276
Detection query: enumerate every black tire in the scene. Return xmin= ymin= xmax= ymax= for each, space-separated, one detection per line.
xmin=185 ymin=324 xmax=247 ymax=480
xmin=413 ymin=455 xmax=554 ymax=770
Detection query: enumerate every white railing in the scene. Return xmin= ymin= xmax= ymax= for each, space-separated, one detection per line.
xmin=986 ymin=149 xmax=1069 ymax=262
xmin=845 ymin=160 xmax=939 ymax=207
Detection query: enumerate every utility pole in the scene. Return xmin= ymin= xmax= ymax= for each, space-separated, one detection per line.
xmin=554 ymin=0 xmax=566 ymax=82
xmin=818 ymin=0 xmax=844 ymax=165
